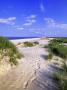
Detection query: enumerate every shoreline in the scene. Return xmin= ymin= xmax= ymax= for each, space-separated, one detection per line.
xmin=10 ymin=38 xmax=41 ymax=44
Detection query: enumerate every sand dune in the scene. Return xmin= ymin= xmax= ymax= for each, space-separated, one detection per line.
xmin=0 ymin=39 xmax=59 ymax=90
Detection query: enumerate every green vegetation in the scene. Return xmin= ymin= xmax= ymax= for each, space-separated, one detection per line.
xmin=51 ymin=38 xmax=67 ymax=43
xmin=0 ymin=37 xmax=22 ymax=65
xmin=62 ymin=61 xmax=67 ymax=72
xmin=48 ymin=39 xmax=67 ymax=59
xmin=23 ymin=41 xmax=34 ymax=47
xmin=33 ymin=41 xmax=39 ymax=45
xmin=44 ymin=45 xmax=48 ymax=48
xmin=47 ymin=53 xmax=53 ymax=59
xmin=48 ymin=38 xmax=67 ymax=90
xmin=54 ymin=70 xmax=67 ymax=90
xmin=23 ymin=41 xmax=39 ymax=47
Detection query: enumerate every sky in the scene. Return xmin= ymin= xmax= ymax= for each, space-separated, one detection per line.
xmin=0 ymin=0 xmax=67 ymax=37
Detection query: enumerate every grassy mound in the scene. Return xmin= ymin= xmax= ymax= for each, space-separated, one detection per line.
xmin=48 ymin=38 xmax=67 ymax=90
xmin=54 ymin=70 xmax=67 ymax=90
xmin=23 ymin=41 xmax=39 ymax=47
xmin=33 ymin=41 xmax=39 ymax=45
xmin=47 ymin=53 xmax=53 ymax=59
xmin=48 ymin=39 xmax=67 ymax=59
xmin=51 ymin=38 xmax=67 ymax=43
xmin=23 ymin=41 xmax=34 ymax=47
xmin=0 ymin=37 xmax=22 ymax=65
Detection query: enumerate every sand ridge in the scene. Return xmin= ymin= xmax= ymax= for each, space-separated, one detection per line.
xmin=0 ymin=39 xmax=59 ymax=90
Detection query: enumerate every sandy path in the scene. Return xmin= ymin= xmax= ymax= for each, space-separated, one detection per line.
xmin=0 ymin=39 xmax=58 ymax=90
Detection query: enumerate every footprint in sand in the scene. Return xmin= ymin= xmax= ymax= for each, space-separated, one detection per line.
xmin=30 ymin=76 xmax=36 ymax=82
xmin=37 ymin=63 xmax=40 ymax=69
xmin=23 ymin=81 xmax=28 ymax=89
xmin=34 ymin=70 xmax=37 ymax=76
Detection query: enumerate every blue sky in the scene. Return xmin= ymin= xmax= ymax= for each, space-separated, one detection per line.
xmin=0 ymin=0 xmax=67 ymax=37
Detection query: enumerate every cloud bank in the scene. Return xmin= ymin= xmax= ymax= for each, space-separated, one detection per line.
xmin=23 ymin=15 xmax=36 ymax=26
xmin=44 ymin=18 xmax=67 ymax=29
xmin=0 ymin=17 xmax=16 ymax=25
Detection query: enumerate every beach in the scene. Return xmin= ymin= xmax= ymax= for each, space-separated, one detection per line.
xmin=0 ymin=38 xmax=59 ymax=90
xmin=11 ymin=38 xmax=41 ymax=45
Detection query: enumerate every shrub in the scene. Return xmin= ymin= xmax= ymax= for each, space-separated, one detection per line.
xmin=47 ymin=53 xmax=53 ymax=59
xmin=33 ymin=41 xmax=39 ymax=45
xmin=51 ymin=38 xmax=67 ymax=43
xmin=62 ymin=61 xmax=67 ymax=72
xmin=23 ymin=41 xmax=39 ymax=47
xmin=44 ymin=45 xmax=48 ymax=48
xmin=23 ymin=41 xmax=34 ymax=47
xmin=54 ymin=71 xmax=67 ymax=90
xmin=0 ymin=37 xmax=22 ymax=65
xmin=9 ymin=57 xmax=18 ymax=65
xmin=50 ymin=38 xmax=67 ymax=90
xmin=48 ymin=40 xmax=67 ymax=59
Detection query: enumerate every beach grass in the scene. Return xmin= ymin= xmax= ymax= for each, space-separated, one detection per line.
xmin=48 ymin=39 xmax=67 ymax=59
xmin=33 ymin=41 xmax=39 ymax=45
xmin=48 ymin=38 xmax=67 ymax=90
xmin=51 ymin=38 xmax=67 ymax=43
xmin=23 ymin=41 xmax=34 ymax=47
xmin=54 ymin=70 xmax=67 ymax=90
xmin=0 ymin=37 xmax=22 ymax=65
xmin=47 ymin=53 xmax=53 ymax=59
xmin=23 ymin=41 xmax=39 ymax=47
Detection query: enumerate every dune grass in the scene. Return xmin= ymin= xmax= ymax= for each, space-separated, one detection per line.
xmin=23 ymin=41 xmax=39 ymax=47
xmin=33 ymin=41 xmax=39 ymax=45
xmin=48 ymin=38 xmax=67 ymax=90
xmin=0 ymin=37 xmax=22 ymax=65
xmin=23 ymin=41 xmax=34 ymax=47
xmin=47 ymin=53 xmax=53 ymax=59
xmin=54 ymin=70 xmax=67 ymax=90
xmin=51 ymin=38 xmax=67 ymax=43
xmin=48 ymin=39 xmax=67 ymax=59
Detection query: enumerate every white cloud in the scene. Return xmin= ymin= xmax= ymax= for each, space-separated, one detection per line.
xmin=8 ymin=17 xmax=16 ymax=21
xmin=0 ymin=17 xmax=16 ymax=25
xmin=26 ymin=15 xmax=36 ymax=19
xmin=44 ymin=18 xmax=56 ymax=27
xmin=23 ymin=22 xmax=32 ymax=26
xmin=27 ymin=19 xmax=36 ymax=23
xmin=40 ymin=3 xmax=45 ymax=12
xmin=23 ymin=15 xmax=36 ymax=26
xmin=44 ymin=18 xmax=67 ymax=29
xmin=13 ymin=25 xmax=24 ymax=30
xmin=31 ymin=19 xmax=36 ymax=23
xmin=17 ymin=27 xmax=24 ymax=30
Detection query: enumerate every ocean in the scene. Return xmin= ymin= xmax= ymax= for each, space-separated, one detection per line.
xmin=1 ymin=36 xmax=67 ymax=40
xmin=6 ymin=37 xmax=41 ymax=40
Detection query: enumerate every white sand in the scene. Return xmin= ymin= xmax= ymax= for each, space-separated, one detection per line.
xmin=0 ymin=38 xmax=59 ymax=90
xmin=11 ymin=38 xmax=40 ymax=45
